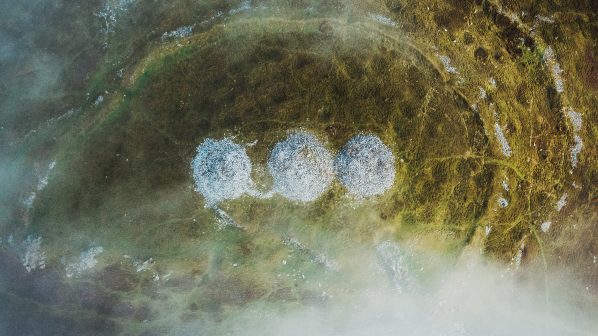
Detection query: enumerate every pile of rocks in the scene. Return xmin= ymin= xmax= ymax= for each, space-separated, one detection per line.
xmin=267 ymin=132 xmax=335 ymax=202
xmin=191 ymin=138 xmax=255 ymax=208
xmin=335 ymin=134 xmax=395 ymax=197
xmin=191 ymin=132 xmax=396 ymax=206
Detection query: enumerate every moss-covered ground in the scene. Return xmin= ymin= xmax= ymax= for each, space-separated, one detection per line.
xmin=1 ymin=0 xmax=596 ymax=334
